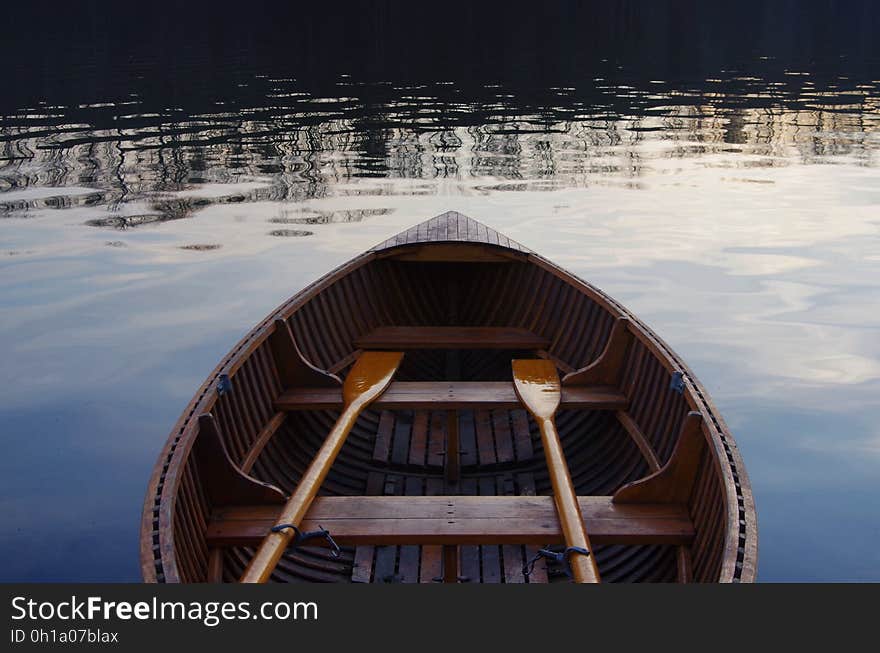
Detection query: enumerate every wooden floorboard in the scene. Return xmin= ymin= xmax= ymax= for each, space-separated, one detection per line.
xmin=517 ymin=472 xmax=548 ymax=583
xmin=371 ymin=411 xmax=394 ymax=463
xmin=459 ymin=410 xmax=478 ymax=466
xmin=408 ymin=411 xmax=429 ymax=466
xmin=511 ymin=409 xmax=534 ymax=461
xmin=458 ymin=478 xmax=480 ymax=582
xmin=493 ymin=410 xmax=515 ymax=464
xmin=350 ymin=472 xmax=384 ymax=583
xmin=372 ymin=473 xmax=402 ymax=583
xmin=397 ymin=477 xmax=423 ymax=583
xmin=419 ymin=478 xmax=444 ymax=583
xmin=479 ymin=476 xmax=502 ymax=583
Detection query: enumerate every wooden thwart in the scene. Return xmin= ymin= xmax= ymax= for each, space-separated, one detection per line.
xmin=207 ymin=496 xmax=694 ymax=547
xmin=355 ymin=326 xmax=550 ymax=350
xmin=276 ymin=381 xmax=627 ymax=411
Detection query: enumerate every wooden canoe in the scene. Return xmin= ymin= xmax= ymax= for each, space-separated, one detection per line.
xmin=140 ymin=211 xmax=758 ymax=583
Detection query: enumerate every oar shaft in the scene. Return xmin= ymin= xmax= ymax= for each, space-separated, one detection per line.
xmin=537 ymin=417 xmax=601 ymax=583
xmin=240 ymin=401 xmax=363 ymax=583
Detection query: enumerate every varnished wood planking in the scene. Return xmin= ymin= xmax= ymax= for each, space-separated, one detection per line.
xmin=351 ymin=472 xmax=384 ymax=583
xmin=372 ymin=211 xmax=531 ymax=254
xmin=408 ymin=411 xmax=429 ymax=466
xmin=276 ymin=382 xmax=628 ymax=411
xmin=419 ymin=477 xmax=445 ymax=583
xmin=207 ymin=496 xmax=695 ymax=547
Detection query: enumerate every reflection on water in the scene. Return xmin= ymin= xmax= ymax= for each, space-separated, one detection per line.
xmin=1 ymin=3 xmax=880 ymax=582
xmin=3 ymin=73 xmax=879 ymax=224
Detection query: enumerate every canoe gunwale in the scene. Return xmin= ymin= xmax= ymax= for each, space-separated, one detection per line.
xmin=141 ymin=212 xmax=757 ymax=583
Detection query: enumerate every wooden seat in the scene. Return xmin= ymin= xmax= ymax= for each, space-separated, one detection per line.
xmin=275 ymin=381 xmax=628 ymax=411
xmin=354 ymin=326 xmax=550 ymax=350
xmin=206 ymin=496 xmax=695 ymax=547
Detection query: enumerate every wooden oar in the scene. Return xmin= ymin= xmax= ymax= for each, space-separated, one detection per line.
xmin=512 ymin=359 xmax=601 ymax=583
xmin=240 ymin=350 xmax=404 ymax=583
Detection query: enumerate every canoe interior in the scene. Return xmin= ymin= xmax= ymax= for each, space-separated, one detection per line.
xmin=145 ymin=215 xmax=755 ymax=584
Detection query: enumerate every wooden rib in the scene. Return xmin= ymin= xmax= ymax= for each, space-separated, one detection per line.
xmin=316 ymin=285 xmax=350 ymax=359
xmin=677 ymin=546 xmax=693 ymax=584
xmin=276 ymin=381 xmax=628 ymax=411
xmin=613 ymin=412 xmax=707 ymax=505
xmin=327 ymin=349 xmax=363 ymax=375
xmin=615 ymin=411 xmax=661 ymax=472
xmin=207 ymin=548 xmax=223 ymax=583
xmin=175 ymin=461 xmax=207 ymax=582
xmin=563 ymin=316 xmax=634 ymax=387
xmin=207 ymin=496 xmax=694 ymax=547
xmin=536 ymin=349 xmax=576 ymax=374
xmin=268 ymin=318 xmax=340 ymax=389
xmin=194 ymin=414 xmax=286 ymax=507
xmin=240 ymin=412 xmax=287 ymax=475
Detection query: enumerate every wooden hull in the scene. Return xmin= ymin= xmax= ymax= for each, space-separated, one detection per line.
xmin=141 ymin=212 xmax=758 ymax=583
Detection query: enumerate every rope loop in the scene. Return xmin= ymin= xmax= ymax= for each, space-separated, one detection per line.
xmin=523 ymin=546 xmax=591 ymax=579
xmin=270 ymin=524 xmax=341 ymax=558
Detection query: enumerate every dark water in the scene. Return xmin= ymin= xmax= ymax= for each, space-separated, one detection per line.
xmin=2 ymin=2 xmax=879 ymax=581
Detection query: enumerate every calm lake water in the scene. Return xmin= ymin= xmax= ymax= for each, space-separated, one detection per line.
xmin=1 ymin=3 xmax=879 ymax=581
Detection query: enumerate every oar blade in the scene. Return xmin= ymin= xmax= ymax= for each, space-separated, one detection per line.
xmin=343 ymin=351 xmax=405 ymax=406
xmin=512 ymin=358 xmax=601 ymax=583
xmin=511 ymin=359 xmax=561 ymax=420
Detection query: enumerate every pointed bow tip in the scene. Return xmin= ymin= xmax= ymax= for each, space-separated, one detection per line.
xmin=371 ymin=211 xmax=531 ymax=253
